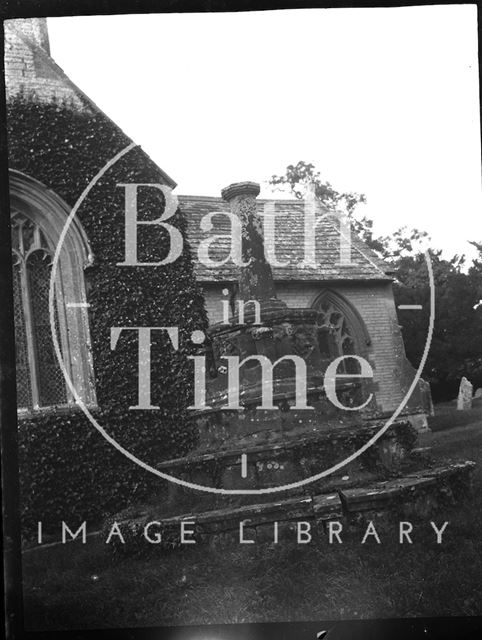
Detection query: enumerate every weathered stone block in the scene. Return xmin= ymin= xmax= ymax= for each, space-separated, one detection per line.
xmin=312 ymin=493 xmax=343 ymax=519
xmin=407 ymin=413 xmax=431 ymax=434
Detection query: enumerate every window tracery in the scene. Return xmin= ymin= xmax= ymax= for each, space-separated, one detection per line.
xmin=314 ymin=292 xmax=368 ymax=375
xmin=10 ymin=171 xmax=96 ymax=412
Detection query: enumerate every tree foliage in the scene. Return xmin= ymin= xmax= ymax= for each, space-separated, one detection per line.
xmin=270 ymin=161 xmax=366 ymax=212
xmin=269 ymin=161 xmax=482 ymax=400
xmin=394 ymin=250 xmax=482 ymax=401
xmin=269 ymin=161 xmax=429 ymax=259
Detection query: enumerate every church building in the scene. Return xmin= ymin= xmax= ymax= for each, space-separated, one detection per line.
xmin=3 ymin=18 xmax=439 ymax=533
xmin=5 ymin=17 xmax=430 ymax=424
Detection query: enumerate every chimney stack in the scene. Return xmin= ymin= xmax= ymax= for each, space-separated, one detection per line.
xmin=10 ymin=18 xmax=51 ymax=54
xmin=221 ymin=181 xmax=286 ymax=315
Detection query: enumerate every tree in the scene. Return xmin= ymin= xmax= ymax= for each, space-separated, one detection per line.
xmin=269 ymin=161 xmax=428 ymax=258
xmin=269 ymin=161 xmax=482 ymax=401
xmin=269 ymin=161 xmax=366 ymax=213
xmin=394 ymin=250 xmax=482 ymax=400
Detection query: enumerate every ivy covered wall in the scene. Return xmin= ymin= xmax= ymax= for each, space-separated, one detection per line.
xmin=7 ymin=95 xmax=208 ymax=532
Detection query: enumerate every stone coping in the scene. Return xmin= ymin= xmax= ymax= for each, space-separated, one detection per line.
xmin=157 ymin=419 xmax=412 ymax=470
xmin=121 ymin=460 xmax=476 ymax=534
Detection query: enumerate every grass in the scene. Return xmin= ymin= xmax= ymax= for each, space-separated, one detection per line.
xmin=428 ymin=397 xmax=482 ymax=431
xmin=21 ymin=408 xmax=482 ymax=631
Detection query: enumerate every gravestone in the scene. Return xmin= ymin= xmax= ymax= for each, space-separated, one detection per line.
xmin=457 ymin=377 xmax=473 ymax=411
xmin=474 ymin=388 xmax=482 ymax=399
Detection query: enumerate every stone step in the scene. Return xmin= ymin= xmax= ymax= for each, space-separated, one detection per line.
xmin=158 ymin=419 xmax=419 ymax=495
xmin=108 ymin=459 xmax=475 ymax=549
xmin=338 ymin=460 xmax=476 ymax=521
xmin=158 ymin=418 xmax=412 ymax=470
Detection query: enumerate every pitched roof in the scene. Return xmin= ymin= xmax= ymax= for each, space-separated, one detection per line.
xmin=4 ymin=19 xmax=177 ymax=189
xmin=178 ymin=195 xmax=393 ymax=283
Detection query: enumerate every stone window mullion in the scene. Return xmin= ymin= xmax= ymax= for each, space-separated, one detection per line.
xmin=10 ymin=170 xmax=97 ymax=413
xmin=12 ymin=254 xmax=33 ymax=408
xmin=19 ymin=254 xmax=41 ymax=408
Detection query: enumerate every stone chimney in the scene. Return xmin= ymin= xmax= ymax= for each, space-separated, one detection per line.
xmin=221 ymin=181 xmax=286 ymax=317
xmin=7 ymin=17 xmax=50 ymax=54
xmin=4 ymin=18 xmax=84 ymax=109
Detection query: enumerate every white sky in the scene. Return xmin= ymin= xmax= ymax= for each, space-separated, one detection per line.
xmin=47 ymin=6 xmax=482 ymax=262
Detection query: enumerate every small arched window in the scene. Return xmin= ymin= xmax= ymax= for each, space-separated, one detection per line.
xmin=313 ymin=290 xmax=371 ymax=375
xmin=10 ymin=171 xmax=96 ymax=412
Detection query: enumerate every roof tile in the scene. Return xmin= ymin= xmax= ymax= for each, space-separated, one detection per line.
xmin=178 ymin=195 xmax=392 ymax=283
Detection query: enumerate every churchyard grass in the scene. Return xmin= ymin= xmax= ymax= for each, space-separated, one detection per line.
xmin=22 ymin=410 xmax=482 ymax=630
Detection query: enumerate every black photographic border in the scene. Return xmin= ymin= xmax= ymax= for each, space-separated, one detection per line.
xmin=1 ymin=1 xmax=481 ymax=638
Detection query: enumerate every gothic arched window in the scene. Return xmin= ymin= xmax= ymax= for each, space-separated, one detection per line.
xmin=12 ymin=215 xmax=67 ymax=407
xmin=313 ymin=291 xmax=371 ymax=375
xmin=10 ymin=171 xmax=96 ymax=413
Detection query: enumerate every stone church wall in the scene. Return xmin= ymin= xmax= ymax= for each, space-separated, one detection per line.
xmin=4 ymin=20 xmax=86 ymax=108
